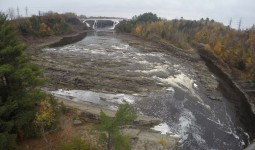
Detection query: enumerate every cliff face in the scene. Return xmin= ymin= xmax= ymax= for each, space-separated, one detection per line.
xmin=197 ymin=44 xmax=255 ymax=138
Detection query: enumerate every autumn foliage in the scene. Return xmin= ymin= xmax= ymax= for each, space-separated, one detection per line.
xmin=116 ymin=13 xmax=255 ymax=80
xmin=15 ymin=12 xmax=87 ymax=37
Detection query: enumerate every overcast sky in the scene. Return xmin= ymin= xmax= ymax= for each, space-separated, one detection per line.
xmin=0 ymin=0 xmax=254 ymax=29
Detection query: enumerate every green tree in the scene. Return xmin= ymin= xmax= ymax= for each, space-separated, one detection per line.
xmin=135 ymin=12 xmax=160 ymax=23
xmin=97 ymin=103 xmax=137 ymax=150
xmin=0 ymin=12 xmax=45 ymax=149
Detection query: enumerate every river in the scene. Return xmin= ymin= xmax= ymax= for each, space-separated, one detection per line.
xmin=38 ymin=30 xmax=251 ymax=149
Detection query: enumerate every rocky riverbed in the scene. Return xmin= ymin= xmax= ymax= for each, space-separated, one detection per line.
xmin=30 ymin=30 xmax=253 ymax=149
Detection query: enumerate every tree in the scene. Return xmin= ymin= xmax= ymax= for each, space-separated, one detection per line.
xmin=34 ymin=98 xmax=56 ymax=150
xmin=0 ymin=12 xmax=45 ymax=149
xmin=6 ymin=8 xmax=15 ymax=20
xmin=213 ymin=41 xmax=222 ymax=55
xmin=16 ymin=6 xmax=20 ymax=18
xmin=39 ymin=23 xmax=47 ymax=33
xmin=134 ymin=25 xmax=142 ymax=35
xmin=135 ymin=12 xmax=160 ymax=23
xmin=97 ymin=103 xmax=137 ymax=150
xmin=25 ymin=6 xmax=28 ymax=17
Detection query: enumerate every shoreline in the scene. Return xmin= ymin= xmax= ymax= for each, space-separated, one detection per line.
xmin=25 ymin=30 xmax=93 ymax=55
xmin=48 ymin=31 xmax=87 ymax=48
xmin=27 ymin=30 xmax=255 ymax=148
xmin=24 ymin=30 xmax=181 ymax=149
xmin=196 ymin=44 xmax=255 ymax=139
xmin=118 ymin=33 xmax=255 ymax=142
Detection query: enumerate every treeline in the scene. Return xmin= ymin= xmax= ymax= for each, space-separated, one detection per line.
xmin=116 ymin=12 xmax=255 ymax=81
xmin=0 ymin=11 xmax=88 ymax=149
xmin=13 ymin=12 xmax=87 ymax=37
xmin=1 ymin=11 xmax=137 ymax=149
xmin=0 ymin=12 xmax=54 ymax=149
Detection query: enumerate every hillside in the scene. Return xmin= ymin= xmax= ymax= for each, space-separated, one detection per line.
xmin=116 ymin=12 xmax=255 ymax=82
xmin=11 ymin=12 xmax=88 ymax=45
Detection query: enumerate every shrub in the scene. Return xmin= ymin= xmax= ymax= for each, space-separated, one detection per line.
xmin=58 ymin=137 xmax=97 ymax=150
xmin=97 ymin=103 xmax=137 ymax=150
xmin=59 ymin=102 xmax=69 ymax=114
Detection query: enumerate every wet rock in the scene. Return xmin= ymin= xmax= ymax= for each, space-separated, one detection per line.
xmin=134 ymin=118 xmax=162 ymax=127
xmin=80 ymin=111 xmax=99 ymax=120
xmin=121 ymin=128 xmax=179 ymax=150
xmin=244 ymin=139 xmax=255 ymax=150
xmin=207 ymin=95 xmax=222 ymax=101
xmin=73 ymin=119 xmax=83 ymax=125
xmin=100 ymin=97 xmax=107 ymax=101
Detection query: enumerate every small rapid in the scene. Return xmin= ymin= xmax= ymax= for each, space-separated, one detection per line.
xmin=40 ymin=31 xmax=251 ymax=149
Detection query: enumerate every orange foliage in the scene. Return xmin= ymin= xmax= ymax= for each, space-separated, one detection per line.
xmin=244 ymin=56 xmax=253 ymax=69
xmin=135 ymin=25 xmax=142 ymax=34
xmin=213 ymin=41 xmax=222 ymax=55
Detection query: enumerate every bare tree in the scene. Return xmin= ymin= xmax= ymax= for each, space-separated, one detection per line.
xmin=25 ymin=6 xmax=28 ymax=17
xmin=7 ymin=8 xmax=15 ymax=20
xmin=229 ymin=18 xmax=232 ymax=27
xmin=16 ymin=6 xmax=20 ymax=18
xmin=238 ymin=18 xmax=242 ymax=30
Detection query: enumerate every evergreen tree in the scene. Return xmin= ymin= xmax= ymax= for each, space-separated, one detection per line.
xmin=0 ymin=12 xmax=45 ymax=149
xmin=97 ymin=103 xmax=137 ymax=150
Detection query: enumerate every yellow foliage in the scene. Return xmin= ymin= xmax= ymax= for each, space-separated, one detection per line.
xmin=244 ymin=56 xmax=253 ymax=69
xmin=34 ymin=99 xmax=56 ymax=127
xmin=159 ymin=138 xmax=166 ymax=146
xmin=135 ymin=25 xmax=142 ymax=34
xmin=39 ymin=23 xmax=47 ymax=34
xmin=248 ymin=34 xmax=255 ymax=42
xmin=213 ymin=41 xmax=222 ymax=55
xmin=148 ymin=22 xmax=158 ymax=32
xmin=194 ymin=27 xmax=209 ymax=43
xmin=204 ymin=44 xmax=211 ymax=51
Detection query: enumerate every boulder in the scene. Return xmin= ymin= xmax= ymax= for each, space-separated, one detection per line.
xmin=73 ymin=119 xmax=83 ymax=126
xmin=207 ymin=95 xmax=222 ymax=101
xmin=121 ymin=128 xmax=179 ymax=150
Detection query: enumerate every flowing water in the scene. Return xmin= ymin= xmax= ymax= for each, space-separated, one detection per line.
xmin=40 ymin=30 xmax=251 ymax=149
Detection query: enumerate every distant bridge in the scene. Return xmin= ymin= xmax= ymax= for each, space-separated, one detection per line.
xmin=80 ymin=18 xmax=123 ymax=30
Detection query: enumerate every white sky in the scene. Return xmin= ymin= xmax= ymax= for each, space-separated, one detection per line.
xmin=0 ymin=0 xmax=254 ymax=29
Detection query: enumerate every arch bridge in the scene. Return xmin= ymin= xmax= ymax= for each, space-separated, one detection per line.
xmin=81 ymin=18 xmax=123 ymax=29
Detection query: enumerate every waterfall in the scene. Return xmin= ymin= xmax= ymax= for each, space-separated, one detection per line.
xmin=93 ymin=20 xmax=98 ymax=29
xmin=83 ymin=18 xmax=123 ymax=30
xmin=109 ymin=21 xmax=120 ymax=30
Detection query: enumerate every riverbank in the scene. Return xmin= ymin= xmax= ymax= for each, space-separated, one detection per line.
xmin=196 ymin=44 xmax=255 ymax=139
xmin=27 ymin=30 xmax=253 ymax=149
xmin=18 ymin=98 xmax=180 ymax=150
xmin=23 ymin=31 xmax=181 ymax=149
xmin=58 ymin=99 xmax=180 ymax=150
xmin=25 ymin=30 xmax=91 ymax=55
xmin=119 ymin=33 xmax=255 ymax=144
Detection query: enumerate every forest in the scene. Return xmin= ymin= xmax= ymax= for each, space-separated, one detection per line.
xmin=116 ymin=12 xmax=255 ymax=81
xmin=1 ymin=10 xmax=255 ymax=149
xmin=0 ymin=12 xmax=96 ymax=150
xmin=12 ymin=12 xmax=87 ymax=37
